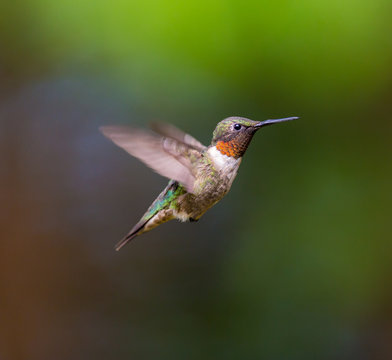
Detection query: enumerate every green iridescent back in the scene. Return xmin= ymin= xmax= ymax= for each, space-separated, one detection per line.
xmin=143 ymin=180 xmax=186 ymax=220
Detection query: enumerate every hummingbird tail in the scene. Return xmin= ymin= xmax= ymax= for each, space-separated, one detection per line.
xmin=114 ymin=220 xmax=148 ymax=251
xmin=115 ymin=208 xmax=175 ymax=251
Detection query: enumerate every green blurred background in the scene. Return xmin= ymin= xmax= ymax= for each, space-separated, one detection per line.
xmin=1 ymin=0 xmax=392 ymax=359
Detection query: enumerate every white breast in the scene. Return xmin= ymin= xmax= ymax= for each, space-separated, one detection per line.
xmin=207 ymin=146 xmax=242 ymax=184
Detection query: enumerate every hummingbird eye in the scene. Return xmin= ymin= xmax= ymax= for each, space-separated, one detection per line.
xmin=234 ymin=123 xmax=242 ymax=131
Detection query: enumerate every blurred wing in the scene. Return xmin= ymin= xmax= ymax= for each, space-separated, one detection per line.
xmin=100 ymin=126 xmax=201 ymax=193
xmin=150 ymin=122 xmax=207 ymax=152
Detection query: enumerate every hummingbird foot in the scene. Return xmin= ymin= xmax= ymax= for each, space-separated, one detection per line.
xmin=189 ymin=217 xmax=199 ymax=222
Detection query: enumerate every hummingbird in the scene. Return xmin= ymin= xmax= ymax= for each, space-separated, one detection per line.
xmin=100 ymin=116 xmax=297 ymax=250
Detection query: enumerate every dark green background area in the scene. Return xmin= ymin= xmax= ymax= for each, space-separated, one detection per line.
xmin=1 ymin=1 xmax=392 ymax=359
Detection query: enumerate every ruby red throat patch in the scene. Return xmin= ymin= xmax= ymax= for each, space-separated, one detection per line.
xmin=216 ymin=140 xmax=243 ymax=158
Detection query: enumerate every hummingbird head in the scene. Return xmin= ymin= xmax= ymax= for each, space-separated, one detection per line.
xmin=211 ymin=116 xmax=298 ymax=158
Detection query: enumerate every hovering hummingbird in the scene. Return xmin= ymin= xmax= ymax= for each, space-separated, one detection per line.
xmin=101 ymin=116 xmax=297 ymax=250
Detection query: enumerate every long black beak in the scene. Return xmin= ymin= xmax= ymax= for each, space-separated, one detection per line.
xmin=255 ymin=116 xmax=299 ymax=128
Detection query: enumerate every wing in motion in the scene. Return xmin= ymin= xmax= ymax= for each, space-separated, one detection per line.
xmin=150 ymin=122 xmax=207 ymax=152
xmin=100 ymin=126 xmax=203 ymax=193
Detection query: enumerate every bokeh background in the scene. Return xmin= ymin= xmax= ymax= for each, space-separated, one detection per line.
xmin=1 ymin=0 xmax=392 ymax=359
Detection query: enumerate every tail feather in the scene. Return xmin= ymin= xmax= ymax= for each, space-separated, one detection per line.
xmin=115 ymin=208 xmax=175 ymax=251
xmin=115 ymin=220 xmax=149 ymax=251
xmin=115 ymin=180 xmax=182 ymax=251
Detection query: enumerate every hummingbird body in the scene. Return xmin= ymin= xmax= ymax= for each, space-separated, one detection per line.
xmin=101 ymin=116 xmax=297 ymax=250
